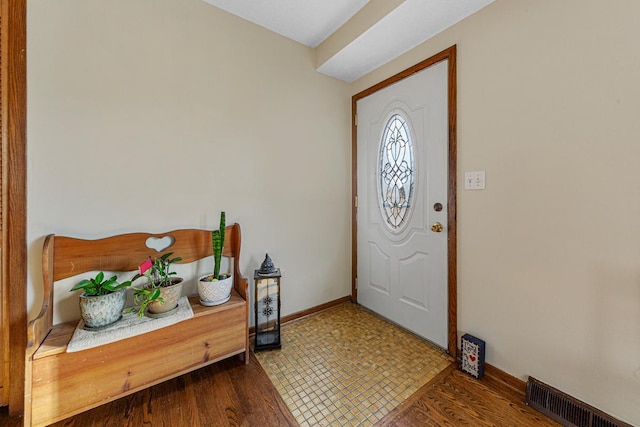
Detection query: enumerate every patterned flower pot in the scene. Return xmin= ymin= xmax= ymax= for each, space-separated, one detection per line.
xmin=147 ymin=278 xmax=184 ymax=315
xmin=198 ymin=274 xmax=233 ymax=306
xmin=79 ymin=289 xmax=126 ymax=329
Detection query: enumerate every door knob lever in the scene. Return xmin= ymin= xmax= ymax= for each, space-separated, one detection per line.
xmin=431 ymin=222 xmax=443 ymax=233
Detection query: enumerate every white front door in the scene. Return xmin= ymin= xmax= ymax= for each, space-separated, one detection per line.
xmin=356 ymin=60 xmax=449 ymax=349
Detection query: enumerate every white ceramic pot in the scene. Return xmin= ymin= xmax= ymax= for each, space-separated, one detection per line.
xmin=147 ymin=278 xmax=184 ymax=315
xmin=198 ymin=274 xmax=233 ymax=306
xmin=79 ymin=289 xmax=126 ymax=329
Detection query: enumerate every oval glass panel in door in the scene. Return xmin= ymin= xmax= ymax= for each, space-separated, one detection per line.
xmin=378 ymin=113 xmax=415 ymax=231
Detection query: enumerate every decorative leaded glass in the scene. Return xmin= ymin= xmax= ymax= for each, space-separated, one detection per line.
xmin=379 ymin=113 xmax=414 ymax=230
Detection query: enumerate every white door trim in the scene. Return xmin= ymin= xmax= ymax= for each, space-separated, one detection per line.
xmin=351 ymin=45 xmax=458 ymax=357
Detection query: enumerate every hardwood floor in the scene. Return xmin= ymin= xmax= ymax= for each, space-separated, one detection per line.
xmin=0 ymin=353 xmax=558 ymax=426
xmin=376 ymin=364 xmax=560 ymax=426
xmin=0 ymin=353 xmax=296 ymax=427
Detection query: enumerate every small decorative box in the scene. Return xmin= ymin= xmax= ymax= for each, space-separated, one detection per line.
xmin=461 ymin=334 xmax=485 ymax=379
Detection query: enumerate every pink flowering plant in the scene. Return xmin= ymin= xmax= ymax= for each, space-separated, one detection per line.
xmin=129 ymin=252 xmax=182 ymax=317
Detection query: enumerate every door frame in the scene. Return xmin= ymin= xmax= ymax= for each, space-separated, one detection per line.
xmin=352 ymin=45 xmax=457 ymax=356
xmin=2 ymin=0 xmax=27 ymax=415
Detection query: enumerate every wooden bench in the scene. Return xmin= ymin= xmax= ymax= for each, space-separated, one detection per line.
xmin=24 ymin=225 xmax=249 ymax=427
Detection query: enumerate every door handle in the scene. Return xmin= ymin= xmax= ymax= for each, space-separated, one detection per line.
xmin=431 ymin=222 xmax=443 ymax=233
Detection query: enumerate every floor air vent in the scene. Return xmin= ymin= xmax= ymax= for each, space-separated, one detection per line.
xmin=526 ymin=377 xmax=632 ymax=427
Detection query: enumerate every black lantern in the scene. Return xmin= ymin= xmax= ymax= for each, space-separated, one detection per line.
xmin=254 ymin=254 xmax=281 ymax=351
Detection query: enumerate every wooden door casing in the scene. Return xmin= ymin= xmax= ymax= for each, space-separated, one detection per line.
xmin=352 ymin=46 xmax=457 ymax=357
xmin=1 ymin=0 xmax=28 ymax=416
xmin=0 ymin=0 xmax=7 ymax=407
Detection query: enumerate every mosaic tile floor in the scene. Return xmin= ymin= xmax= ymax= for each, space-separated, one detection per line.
xmin=254 ymin=303 xmax=452 ymax=427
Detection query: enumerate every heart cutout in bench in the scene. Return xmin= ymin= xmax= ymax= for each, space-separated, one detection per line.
xmin=146 ymin=236 xmax=175 ymax=252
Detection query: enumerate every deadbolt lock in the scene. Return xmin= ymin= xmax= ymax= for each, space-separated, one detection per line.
xmin=431 ymin=222 xmax=443 ymax=233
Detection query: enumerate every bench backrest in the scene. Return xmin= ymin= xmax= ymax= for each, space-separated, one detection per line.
xmin=28 ymin=224 xmax=247 ymax=353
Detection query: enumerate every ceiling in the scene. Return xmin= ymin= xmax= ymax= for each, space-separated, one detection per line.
xmin=202 ymin=0 xmax=494 ymax=82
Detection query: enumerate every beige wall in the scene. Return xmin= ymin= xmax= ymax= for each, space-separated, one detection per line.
xmin=353 ymin=0 xmax=640 ymax=424
xmin=26 ymin=0 xmax=640 ymax=424
xmin=26 ymin=0 xmax=352 ymax=324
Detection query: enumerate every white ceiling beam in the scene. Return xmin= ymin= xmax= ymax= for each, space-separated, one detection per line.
xmin=314 ymin=0 xmax=404 ymax=70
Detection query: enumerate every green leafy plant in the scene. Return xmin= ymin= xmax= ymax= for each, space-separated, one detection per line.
xmin=130 ymin=252 xmax=183 ymax=317
xmin=70 ymin=271 xmax=132 ymax=296
xmin=131 ymin=287 xmax=163 ymax=318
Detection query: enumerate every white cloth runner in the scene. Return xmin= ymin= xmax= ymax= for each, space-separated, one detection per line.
xmin=67 ymin=296 xmax=194 ymax=352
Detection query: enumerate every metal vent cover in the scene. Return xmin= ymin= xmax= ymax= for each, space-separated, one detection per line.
xmin=526 ymin=377 xmax=632 ymax=427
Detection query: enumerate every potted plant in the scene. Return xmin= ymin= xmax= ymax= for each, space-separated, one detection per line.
xmin=131 ymin=252 xmax=184 ymax=317
xmin=198 ymin=211 xmax=234 ymax=306
xmin=70 ymin=272 xmax=132 ymax=329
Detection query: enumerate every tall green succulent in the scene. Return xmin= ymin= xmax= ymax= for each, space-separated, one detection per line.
xmin=212 ymin=211 xmax=226 ymax=279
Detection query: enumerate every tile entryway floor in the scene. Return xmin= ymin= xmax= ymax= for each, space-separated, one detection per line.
xmin=254 ymin=303 xmax=452 ymax=427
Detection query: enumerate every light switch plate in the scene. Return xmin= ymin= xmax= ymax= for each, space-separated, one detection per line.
xmin=465 ymin=171 xmax=485 ymax=190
